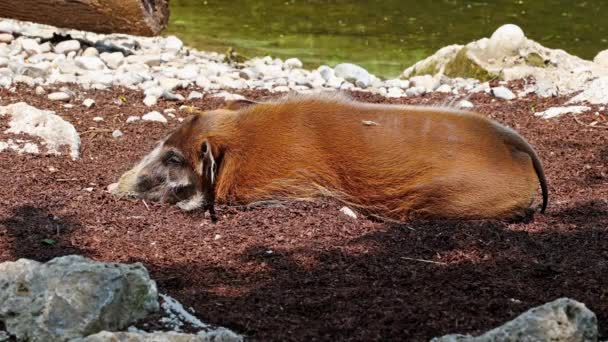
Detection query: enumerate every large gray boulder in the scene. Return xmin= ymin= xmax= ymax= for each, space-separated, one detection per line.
xmin=0 ymin=255 xmax=159 ymax=342
xmin=72 ymin=329 xmax=243 ymax=342
xmin=432 ymin=298 xmax=597 ymax=342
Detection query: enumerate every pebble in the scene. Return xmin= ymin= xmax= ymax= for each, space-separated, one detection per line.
xmin=142 ymin=111 xmax=167 ymax=123
xmin=112 ymin=129 xmax=123 ymax=138
xmin=75 ymin=56 xmax=105 ymax=70
xmin=162 ymin=90 xmax=185 ymax=101
xmin=339 ymin=206 xmax=357 ymax=219
xmin=187 ymin=91 xmax=203 ymax=100
xmin=458 ymin=100 xmax=475 ymax=109
xmin=143 ymin=95 xmax=158 ymax=107
xmin=334 ymin=63 xmax=371 ymax=88
xmin=21 ymin=38 xmax=41 ymax=55
xmin=0 ymin=33 xmax=13 ymax=43
xmin=47 ymin=92 xmax=71 ymax=101
xmin=409 ymin=75 xmax=440 ymax=92
xmin=100 ymin=52 xmax=124 ymax=69
xmin=54 ymin=40 xmax=81 ymax=54
xmin=491 ymin=86 xmax=516 ymax=100
xmin=284 ymin=58 xmax=303 ymax=69
xmin=92 ymin=117 xmax=104 ymax=122
xmin=35 ymin=86 xmax=45 ymax=95
xmin=83 ymin=98 xmax=95 ymax=108
xmin=435 ymin=84 xmax=453 ymax=93
xmin=82 ymin=47 xmax=99 ymax=57
xmin=126 ymin=116 xmax=140 ymax=123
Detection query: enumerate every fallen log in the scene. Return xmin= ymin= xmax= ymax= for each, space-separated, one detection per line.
xmin=0 ymin=0 xmax=169 ymax=36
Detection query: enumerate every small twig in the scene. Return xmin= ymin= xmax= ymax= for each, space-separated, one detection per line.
xmin=572 ymin=114 xmax=608 ymax=129
xmin=56 ymin=178 xmax=80 ymax=182
xmin=401 ymin=256 xmax=447 ymax=266
xmin=142 ymin=200 xmax=150 ymax=211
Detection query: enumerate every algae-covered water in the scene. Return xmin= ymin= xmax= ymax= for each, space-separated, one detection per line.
xmin=165 ymin=0 xmax=608 ymax=78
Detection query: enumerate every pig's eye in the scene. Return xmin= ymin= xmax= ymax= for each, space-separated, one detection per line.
xmin=164 ymin=152 xmax=185 ymax=166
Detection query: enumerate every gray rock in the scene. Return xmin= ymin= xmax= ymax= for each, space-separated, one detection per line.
xmin=334 ymin=63 xmax=371 ymax=88
xmin=491 ymin=86 xmax=516 ymax=100
xmin=75 ymin=56 xmax=105 ymax=71
xmin=0 ymin=33 xmax=13 ymax=44
xmin=435 ymin=84 xmax=453 ymax=93
xmin=162 ymin=90 xmax=185 ymax=101
xmin=0 ymin=255 xmax=159 ymax=342
xmin=112 ymin=129 xmax=123 ymax=138
xmin=48 ymin=92 xmax=71 ymax=101
xmin=73 ymin=329 xmax=243 ymax=342
xmin=431 ymin=298 xmax=597 ymax=342
xmin=54 ymin=40 xmax=81 ymax=54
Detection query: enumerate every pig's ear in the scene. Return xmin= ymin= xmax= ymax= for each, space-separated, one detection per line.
xmin=223 ymin=99 xmax=261 ymax=111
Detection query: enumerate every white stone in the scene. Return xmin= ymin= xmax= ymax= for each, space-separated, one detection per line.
xmin=405 ymin=86 xmax=426 ymax=96
xmin=142 ymin=111 xmax=167 ymax=123
xmin=75 ymin=56 xmax=106 ymax=70
xmin=99 ymin=52 xmax=124 ymax=69
xmin=54 ymin=40 xmax=81 ymax=54
xmin=410 ymin=75 xmax=440 ymax=92
xmin=176 ymin=65 xmax=199 ymax=80
xmin=284 ymin=57 xmax=303 ymax=69
xmin=488 ymin=24 xmax=526 ymax=57
xmin=567 ymin=77 xmax=608 ymax=105
xmin=20 ymin=38 xmax=41 ymax=55
xmin=213 ymin=92 xmax=245 ymax=101
xmin=0 ymin=33 xmax=13 ymax=43
xmin=334 ymin=63 xmax=371 ymax=88
xmin=340 ymin=206 xmax=357 ymax=219
xmin=386 ymin=87 xmax=404 ymax=98
xmin=534 ymin=106 xmax=591 ymax=119
xmin=143 ymin=95 xmax=158 ymax=107
xmin=458 ymin=100 xmax=475 ymax=109
xmin=435 ymin=84 xmax=452 ymax=93
xmin=164 ymin=36 xmax=184 ymax=52
xmin=83 ymin=98 xmax=95 ymax=108
xmin=35 ymin=86 xmax=45 ymax=95
xmin=126 ymin=116 xmax=140 ymax=123
xmin=0 ymin=102 xmax=80 ymax=159
xmin=594 ymin=50 xmax=608 ymax=68
xmin=491 ymin=86 xmax=516 ymax=100
xmin=92 ymin=116 xmax=104 ymax=122
xmin=112 ymin=129 xmax=123 ymax=138
xmin=125 ymin=54 xmax=161 ymax=67
xmin=162 ymin=90 xmax=185 ymax=101
xmin=47 ymin=92 xmax=71 ymax=101
xmin=82 ymin=47 xmax=99 ymax=57
xmin=187 ymin=91 xmax=203 ymax=100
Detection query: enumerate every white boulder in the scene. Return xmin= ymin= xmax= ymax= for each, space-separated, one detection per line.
xmin=0 ymin=102 xmax=80 ymax=159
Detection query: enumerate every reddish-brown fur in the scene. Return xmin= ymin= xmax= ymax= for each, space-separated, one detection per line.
xmin=163 ymin=94 xmax=548 ymax=221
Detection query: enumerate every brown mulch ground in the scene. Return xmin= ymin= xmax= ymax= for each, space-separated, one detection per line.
xmin=0 ymin=82 xmax=607 ymax=341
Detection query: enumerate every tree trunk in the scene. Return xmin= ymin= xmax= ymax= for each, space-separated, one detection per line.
xmin=0 ymin=0 xmax=169 ymax=36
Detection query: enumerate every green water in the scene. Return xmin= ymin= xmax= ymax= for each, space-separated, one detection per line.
xmin=165 ymin=0 xmax=608 ymax=78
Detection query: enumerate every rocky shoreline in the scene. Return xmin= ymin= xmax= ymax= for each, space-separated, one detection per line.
xmin=0 ymin=16 xmax=607 ymax=342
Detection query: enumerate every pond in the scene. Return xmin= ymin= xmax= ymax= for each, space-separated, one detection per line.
xmin=165 ymin=0 xmax=608 ymax=78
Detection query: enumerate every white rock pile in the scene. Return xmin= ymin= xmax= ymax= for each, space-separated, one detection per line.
xmin=0 ymin=17 xmax=491 ymax=107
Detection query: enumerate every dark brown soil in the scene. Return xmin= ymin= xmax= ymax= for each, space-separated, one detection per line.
xmin=1 ymin=83 xmax=607 ymax=341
